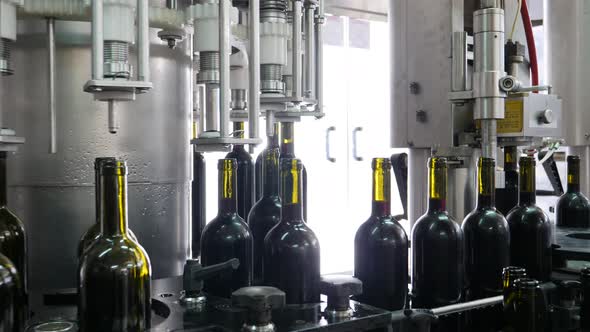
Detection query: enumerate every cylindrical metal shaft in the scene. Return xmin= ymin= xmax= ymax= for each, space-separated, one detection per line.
xmin=249 ymin=0 xmax=261 ymax=149
xmin=137 ymin=0 xmax=150 ymax=82
xmin=315 ymin=1 xmax=324 ymax=112
xmin=291 ymin=0 xmax=303 ymax=99
xmin=47 ymin=18 xmax=57 ymax=153
xmin=219 ymin=0 xmax=231 ymax=137
xmin=92 ymin=0 xmax=104 ymax=80
xmin=304 ymin=5 xmax=315 ymax=98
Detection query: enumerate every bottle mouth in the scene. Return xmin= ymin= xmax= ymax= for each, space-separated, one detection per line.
xmin=218 ymin=158 xmax=237 ymax=170
xmin=503 ymin=266 xmax=527 ymax=275
xmin=478 ymin=157 xmax=495 ymax=167
xmin=581 ymin=267 xmax=590 ymax=277
xmin=568 ymin=155 xmax=581 ymax=163
xmin=100 ymin=160 xmax=127 ymax=175
xmin=428 ymin=157 xmax=447 ymax=169
xmin=94 ymin=157 xmax=117 ymax=170
xmin=372 ymin=158 xmax=392 ymax=170
xmin=515 ymin=278 xmax=540 ymax=289
xmin=519 ymin=156 xmax=536 ymax=167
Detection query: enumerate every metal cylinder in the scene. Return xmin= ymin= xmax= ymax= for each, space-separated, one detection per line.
xmin=291 ymin=0 xmax=303 ymax=99
xmin=205 ymin=85 xmax=221 ymax=132
xmin=481 ymin=119 xmax=498 ymax=160
xmin=231 ymin=89 xmax=247 ymax=111
xmin=198 ymin=51 xmax=220 ymax=84
xmin=304 ymin=5 xmax=315 ymax=98
xmin=408 ymin=148 xmax=429 ymax=227
xmin=0 ymin=20 xmax=192 ymax=293
xmin=0 ymin=38 xmax=12 ymax=75
xmin=103 ymin=41 xmax=131 ymax=78
xmin=261 ymin=64 xmax=285 ymax=93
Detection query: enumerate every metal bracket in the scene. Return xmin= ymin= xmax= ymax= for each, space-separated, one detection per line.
xmin=191 ymin=137 xmax=263 ymax=152
xmin=0 ymin=129 xmax=25 ymax=152
xmin=448 ymin=90 xmax=474 ymax=102
xmin=84 ymin=79 xmax=153 ymax=94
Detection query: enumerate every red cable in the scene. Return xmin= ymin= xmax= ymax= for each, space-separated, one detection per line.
xmin=520 ymin=0 xmax=539 ymax=88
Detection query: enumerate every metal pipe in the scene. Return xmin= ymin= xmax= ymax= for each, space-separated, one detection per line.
xmin=137 ymin=0 xmax=150 ymax=82
xmin=197 ymin=84 xmax=206 ymax=136
xmin=431 ymin=295 xmax=503 ymax=316
xmin=266 ymin=110 xmax=275 ymax=137
xmin=166 ymin=0 xmax=178 ymax=10
xmin=205 ymin=85 xmax=220 ymax=132
xmin=219 ymin=0 xmax=231 ymax=137
xmin=314 ymin=0 xmax=324 ymax=112
xmin=92 ymin=0 xmax=104 ymax=80
xmin=47 ymin=18 xmax=57 ymax=154
xmin=292 ymin=0 xmax=303 ymax=99
xmin=248 ymin=0 xmax=260 ymax=151
xmin=304 ymin=4 xmax=315 ymax=98
xmin=108 ymin=100 xmax=119 ymax=134
xmin=481 ymin=119 xmax=497 ymax=160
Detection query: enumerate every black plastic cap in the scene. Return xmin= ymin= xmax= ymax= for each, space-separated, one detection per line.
xmin=319 ymin=275 xmax=363 ymax=297
xmin=232 ymin=286 xmax=286 ymax=312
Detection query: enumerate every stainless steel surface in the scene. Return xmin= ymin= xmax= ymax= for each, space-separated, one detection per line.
xmin=91 ymin=0 xmax=104 ymax=79
xmin=446 ymin=151 xmax=479 ymax=224
xmin=1 ymin=20 xmax=191 ymax=292
xmin=451 ymin=31 xmax=467 ymax=92
xmin=291 ymin=0 xmax=302 ymax=100
xmin=430 ymin=295 xmax=503 ymax=316
xmin=249 ymin=0 xmax=260 ymax=149
xmin=219 ymin=0 xmax=231 ymax=138
xmin=481 ymin=120 xmax=497 ymax=160
xmin=324 ymin=0 xmax=387 ymax=21
xmin=408 ymin=148 xmax=429 ymax=227
xmin=314 ymin=0 xmax=324 ymax=113
xmin=107 ymin=100 xmax=118 ymax=134
xmin=545 ymin=0 xmax=590 ymax=147
xmin=138 ymin=0 xmax=151 ymax=82
xmin=497 ymin=94 xmax=562 ymax=139
xmin=304 ymin=5 xmax=315 ymax=99
xmin=205 ymin=85 xmax=220 ymax=132
xmin=47 ymin=18 xmax=57 ymax=154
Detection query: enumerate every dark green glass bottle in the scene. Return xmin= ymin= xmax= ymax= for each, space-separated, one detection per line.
xmin=411 ymin=157 xmax=463 ymax=331
xmin=507 ymin=156 xmax=552 ymax=282
xmin=255 ymin=123 xmax=280 ymax=202
xmin=280 ymin=123 xmax=308 ymax=221
xmin=201 ymin=159 xmax=253 ymax=298
xmin=248 ymin=147 xmax=281 ymax=286
xmin=0 ymin=152 xmax=27 ymax=301
xmin=78 ymin=160 xmax=152 ymax=332
xmin=513 ymin=278 xmax=546 ymax=332
xmin=354 ymin=158 xmax=408 ymax=310
xmin=502 ymin=266 xmax=527 ymax=332
xmin=497 ymin=146 xmax=519 ymax=216
xmin=0 ymin=253 xmax=24 ymax=332
xmin=264 ymin=158 xmax=320 ymax=304
xmin=556 ymin=155 xmax=590 ymax=228
xmin=226 ymin=122 xmax=255 ymax=220
xmin=78 ymin=157 xmax=137 ymax=258
xmin=192 ymin=151 xmax=206 ymax=258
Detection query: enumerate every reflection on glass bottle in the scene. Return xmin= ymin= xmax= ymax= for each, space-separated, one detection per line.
xmin=78 ymin=160 xmax=152 ymax=332
xmin=513 ymin=278 xmax=546 ymax=332
xmin=502 ymin=266 xmax=527 ymax=332
xmin=0 ymin=253 xmax=24 ymax=332
xmin=248 ymin=147 xmax=281 ymax=286
xmin=0 ymin=152 xmax=27 ymax=302
xmin=411 ymin=157 xmax=463 ymax=332
xmin=78 ymin=158 xmax=137 ymax=258
xmin=497 ymin=146 xmax=519 ymax=216
xmin=280 ymin=123 xmax=308 ymax=221
xmin=226 ymin=122 xmax=255 ymax=220
xmin=201 ymin=159 xmax=253 ymax=298
xmin=556 ymin=155 xmax=590 ymax=228
xmin=354 ymin=158 xmax=408 ymax=310
xmin=192 ymin=152 xmax=206 ymax=258
xmin=255 ymin=123 xmax=280 ymax=202
xmin=507 ymin=157 xmax=552 ymax=282
xmin=264 ymin=159 xmax=320 ymax=304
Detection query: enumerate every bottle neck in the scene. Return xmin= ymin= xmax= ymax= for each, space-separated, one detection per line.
xmin=281 ymin=160 xmax=303 ymax=221
xmin=427 ymin=165 xmax=447 ymax=213
xmin=218 ymin=160 xmax=238 ymax=214
xmin=269 ymin=123 xmax=280 ymax=149
xmin=519 ymin=160 xmax=536 ymax=205
xmin=280 ymin=122 xmax=296 ymax=157
xmin=233 ymin=122 xmax=245 ymax=151
xmin=567 ymin=159 xmax=581 ymax=193
xmin=477 ymin=159 xmax=496 ymax=208
xmin=372 ymin=160 xmax=391 ymax=217
xmin=263 ymin=149 xmax=280 ymax=197
xmin=0 ymin=152 xmax=7 ymax=207
xmin=100 ymin=171 xmax=129 ymax=237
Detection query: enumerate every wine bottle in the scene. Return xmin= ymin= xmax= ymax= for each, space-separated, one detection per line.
xmin=264 ymin=158 xmax=320 ymax=304
xmin=280 ymin=122 xmax=308 ymax=221
xmin=255 ymin=123 xmax=280 ymax=202
xmin=507 ymin=156 xmax=552 ymax=282
xmin=226 ymin=122 xmax=254 ymax=220
xmin=411 ymin=157 xmax=463 ymax=331
xmin=192 ymin=151 xmax=206 ymax=258
xmin=201 ymin=159 xmax=253 ymax=298
xmin=0 ymin=152 xmax=27 ymax=299
xmin=513 ymin=278 xmax=546 ymax=332
xmin=556 ymin=155 xmax=590 ymax=228
xmin=502 ymin=266 xmax=527 ymax=332
xmin=354 ymin=158 xmax=408 ymax=310
xmin=0 ymin=253 xmax=24 ymax=332
xmin=78 ymin=157 xmax=138 ymax=258
xmin=78 ymin=160 xmax=152 ymax=332
xmin=497 ymin=146 xmax=519 ymax=216
xmin=248 ymin=147 xmax=281 ymax=286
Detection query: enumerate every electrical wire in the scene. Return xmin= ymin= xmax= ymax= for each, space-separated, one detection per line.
xmin=521 ymin=0 xmax=539 ymax=87
xmin=509 ymin=0 xmax=522 ymax=41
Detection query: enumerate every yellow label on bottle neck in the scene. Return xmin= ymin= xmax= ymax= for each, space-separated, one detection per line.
xmin=222 ymin=160 xmax=235 ymax=199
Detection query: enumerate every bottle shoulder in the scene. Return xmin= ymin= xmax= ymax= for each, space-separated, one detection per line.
xmin=248 ymin=198 xmax=281 ymax=223
xmin=203 ymin=214 xmax=252 ymax=240
xmin=356 ymin=216 xmax=408 ymax=242
xmin=557 ymin=192 xmax=590 ymax=209
xmin=412 ymin=212 xmax=462 ymax=239
xmin=0 ymin=207 xmax=25 ymax=232
xmin=266 ymin=220 xmax=319 ymax=247
xmin=81 ymin=237 xmax=151 ymax=270
xmin=506 ymin=204 xmax=550 ymax=225
xmin=227 ymin=147 xmax=253 ymax=163
xmin=462 ymin=208 xmax=509 ymax=230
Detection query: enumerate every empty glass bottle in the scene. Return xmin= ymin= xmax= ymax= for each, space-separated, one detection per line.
xmin=354 ymin=158 xmax=408 ymax=310
xmin=502 ymin=266 xmax=527 ymax=332
xmin=78 ymin=157 xmax=137 ymax=258
xmin=507 ymin=156 xmax=552 ymax=282
xmin=226 ymin=122 xmax=255 ymax=220
xmin=556 ymin=155 xmax=590 ymax=228
xmin=201 ymin=159 xmax=253 ymax=298
xmin=513 ymin=278 xmax=546 ymax=332
xmin=0 ymin=253 xmax=24 ymax=332
xmin=78 ymin=160 xmax=152 ymax=332
xmin=248 ymin=147 xmax=281 ymax=286
xmin=264 ymin=158 xmax=320 ymax=304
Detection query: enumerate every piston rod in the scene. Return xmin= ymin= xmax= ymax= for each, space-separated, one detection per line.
xmin=137 ymin=0 xmax=150 ymax=82
xmin=47 ymin=18 xmax=57 ymax=154
xmin=304 ymin=3 xmax=315 ymax=98
xmin=292 ymin=0 xmax=303 ymax=99
xmin=314 ymin=0 xmax=324 ymax=111
xmin=219 ymin=0 xmax=231 ymax=137
xmin=248 ymin=0 xmax=260 ymax=152
xmin=91 ymin=0 xmax=104 ymax=80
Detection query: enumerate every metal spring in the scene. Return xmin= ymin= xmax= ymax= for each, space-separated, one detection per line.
xmin=0 ymin=39 xmax=10 ymax=60
xmin=199 ymin=51 xmax=220 ymax=71
xmin=104 ymin=41 xmax=129 ymax=63
xmin=261 ymin=0 xmax=287 ymax=11
xmin=261 ymin=64 xmax=283 ymax=82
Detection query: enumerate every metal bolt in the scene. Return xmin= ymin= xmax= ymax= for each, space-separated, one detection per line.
xmin=410 ymin=82 xmax=421 ymax=95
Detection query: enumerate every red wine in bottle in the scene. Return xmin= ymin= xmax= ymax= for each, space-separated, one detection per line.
xmin=354 ymin=158 xmax=408 ymax=310
xmin=226 ymin=122 xmax=255 ymax=220
xmin=507 ymin=156 xmax=552 ymax=282
xmin=264 ymin=158 xmax=320 ymax=304
xmin=78 ymin=160 xmax=152 ymax=332
xmin=201 ymin=159 xmax=253 ymax=298
xmin=556 ymin=155 xmax=590 ymax=228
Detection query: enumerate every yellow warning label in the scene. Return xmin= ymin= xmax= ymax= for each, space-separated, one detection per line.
xmin=498 ymin=100 xmax=524 ymax=133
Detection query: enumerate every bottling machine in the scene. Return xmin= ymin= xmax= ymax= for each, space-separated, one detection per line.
xmin=1 ymin=0 xmax=590 ymax=331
